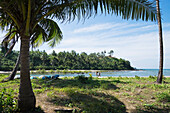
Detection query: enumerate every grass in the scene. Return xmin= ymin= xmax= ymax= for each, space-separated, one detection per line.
xmin=0 ymin=74 xmax=170 ymax=113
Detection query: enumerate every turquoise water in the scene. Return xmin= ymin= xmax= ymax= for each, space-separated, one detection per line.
xmin=29 ymin=69 xmax=170 ymax=77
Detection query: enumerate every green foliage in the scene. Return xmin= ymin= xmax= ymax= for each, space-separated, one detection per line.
xmin=88 ymin=73 xmax=93 ymax=80
xmin=156 ymin=91 xmax=170 ymax=102
xmin=0 ymin=50 xmax=18 ymax=71
xmin=149 ymin=75 xmax=156 ymax=79
xmin=0 ymin=88 xmax=17 ymax=112
xmin=36 ymin=69 xmax=46 ymax=74
xmin=143 ymin=104 xmax=157 ymax=109
xmin=0 ymin=50 xmax=134 ymax=71
xmin=74 ymin=75 xmax=88 ymax=83
xmin=135 ymin=75 xmax=140 ymax=79
xmin=150 ymin=84 xmax=169 ymax=90
xmin=49 ymin=69 xmax=55 ymax=73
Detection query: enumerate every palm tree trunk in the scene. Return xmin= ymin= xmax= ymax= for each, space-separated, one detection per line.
xmin=156 ymin=0 xmax=164 ymax=83
xmin=1 ymin=54 xmax=20 ymax=82
xmin=18 ymin=36 xmax=36 ymax=111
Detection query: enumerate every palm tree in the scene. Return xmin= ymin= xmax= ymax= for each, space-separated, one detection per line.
xmin=1 ymin=30 xmax=21 ymax=82
xmin=0 ymin=0 xmax=157 ymax=112
xmin=108 ymin=50 xmax=114 ymax=57
xmin=156 ymin=0 xmax=163 ymax=83
xmin=1 ymin=28 xmax=62 ymax=82
xmin=1 ymin=53 xmax=20 ymax=82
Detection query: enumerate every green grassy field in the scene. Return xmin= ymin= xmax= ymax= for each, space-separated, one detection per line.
xmin=0 ymin=74 xmax=170 ymax=113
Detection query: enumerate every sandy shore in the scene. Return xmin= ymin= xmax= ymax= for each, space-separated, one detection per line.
xmin=0 ymin=70 xmax=106 ymax=74
xmin=1 ymin=70 xmax=169 ymax=77
xmin=0 ymin=69 xmax=137 ymax=74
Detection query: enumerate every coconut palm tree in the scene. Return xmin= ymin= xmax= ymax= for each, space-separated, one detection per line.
xmin=1 ymin=25 xmax=62 ymax=82
xmin=1 ymin=30 xmax=21 ymax=82
xmin=156 ymin=0 xmax=163 ymax=83
xmin=1 ymin=53 xmax=20 ymax=82
xmin=0 ymin=0 xmax=157 ymax=112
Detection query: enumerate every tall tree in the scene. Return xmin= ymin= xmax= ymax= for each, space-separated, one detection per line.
xmin=1 ymin=53 xmax=20 ymax=82
xmin=1 ymin=29 xmax=21 ymax=82
xmin=0 ymin=0 xmax=157 ymax=112
xmin=156 ymin=0 xmax=164 ymax=83
xmin=108 ymin=50 xmax=114 ymax=57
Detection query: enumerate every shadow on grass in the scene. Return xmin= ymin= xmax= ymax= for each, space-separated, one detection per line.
xmin=32 ymin=78 xmax=131 ymax=90
xmin=24 ymin=106 xmax=45 ymax=113
xmin=48 ymin=91 xmax=127 ymax=113
xmin=136 ymin=107 xmax=170 ymax=113
xmin=33 ymin=78 xmax=127 ymax=112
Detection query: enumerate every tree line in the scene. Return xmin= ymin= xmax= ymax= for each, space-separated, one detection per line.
xmin=0 ymin=49 xmax=134 ymax=71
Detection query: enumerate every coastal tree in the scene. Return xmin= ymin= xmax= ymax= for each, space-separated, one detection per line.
xmin=108 ymin=50 xmax=114 ymax=57
xmin=1 ymin=36 xmax=62 ymax=82
xmin=0 ymin=49 xmax=135 ymax=70
xmin=156 ymin=0 xmax=164 ymax=83
xmin=1 ymin=9 xmax=63 ymax=82
xmin=0 ymin=0 xmax=63 ymax=111
xmin=0 ymin=0 xmax=157 ymax=112
xmin=1 ymin=53 xmax=20 ymax=82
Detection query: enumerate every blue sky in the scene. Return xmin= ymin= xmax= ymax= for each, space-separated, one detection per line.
xmin=1 ymin=0 xmax=170 ymax=69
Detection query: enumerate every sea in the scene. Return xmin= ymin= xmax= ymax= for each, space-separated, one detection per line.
xmin=29 ymin=69 xmax=170 ymax=77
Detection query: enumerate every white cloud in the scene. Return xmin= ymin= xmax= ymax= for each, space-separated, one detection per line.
xmin=0 ymin=31 xmax=7 ymax=43
xmin=1 ymin=21 xmax=169 ymax=69
xmin=72 ymin=22 xmax=145 ymax=34
xmin=46 ymin=22 xmax=170 ymax=69
xmin=73 ymin=23 xmax=117 ymax=33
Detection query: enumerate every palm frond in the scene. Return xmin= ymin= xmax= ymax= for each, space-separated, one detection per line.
xmin=1 ymin=29 xmax=19 ymax=56
xmin=39 ymin=18 xmax=63 ymax=47
xmin=47 ymin=0 xmax=156 ymax=22
xmin=31 ymin=18 xmax=63 ymax=48
xmin=0 ymin=0 xmax=157 ymax=53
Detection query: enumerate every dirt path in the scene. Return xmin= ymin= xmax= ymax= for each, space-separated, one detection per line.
xmin=36 ymin=92 xmax=73 ymax=113
xmin=36 ymin=92 xmax=57 ymax=113
xmin=36 ymin=91 xmax=137 ymax=113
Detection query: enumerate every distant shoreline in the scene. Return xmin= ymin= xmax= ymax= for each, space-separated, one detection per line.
xmin=1 ymin=69 xmax=170 ymax=78
xmin=0 ymin=69 xmax=138 ymax=74
xmin=1 ymin=69 xmax=170 ymax=74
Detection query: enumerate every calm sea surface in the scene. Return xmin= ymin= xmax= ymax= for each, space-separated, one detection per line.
xmin=29 ymin=69 xmax=170 ymax=77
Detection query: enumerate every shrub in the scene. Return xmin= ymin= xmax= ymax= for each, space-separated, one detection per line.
xmin=135 ymin=75 xmax=140 ymax=79
xmin=0 ymin=88 xmax=17 ymax=112
xmin=149 ymin=75 xmax=156 ymax=79
xmin=62 ymin=69 xmax=68 ymax=74
xmin=49 ymin=69 xmax=55 ymax=73
xmin=74 ymin=75 xmax=88 ymax=83
xmin=0 ymin=66 xmax=13 ymax=71
xmin=88 ymin=73 xmax=93 ymax=80
xmin=37 ymin=69 xmax=46 ymax=74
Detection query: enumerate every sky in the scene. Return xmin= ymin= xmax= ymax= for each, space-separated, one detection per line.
xmin=1 ymin=0 xmax=170 ymax=69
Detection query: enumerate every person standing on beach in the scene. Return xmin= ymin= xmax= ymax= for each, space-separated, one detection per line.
xmin=96 ymin=71 xmax=101 ymax=77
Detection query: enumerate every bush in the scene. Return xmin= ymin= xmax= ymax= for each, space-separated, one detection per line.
xmin=0 ymin=88 xmax=17 ymax=112
xmin=74 ymin=75 xmax=88 ymax=83
xmin=149 ymin=75 xmax=156 ymax=79
xmin=0 ymin=66 xmax=14 ymax=71
xmin=49 ymin=69 xmax=55 ymax=73
xmin=135 ymin=75 xmax=140 ymax=79
xmin=88 ymin=73 xmax=93 ymax=80
xmin=36 ymin=69 xmax=46 ymax=74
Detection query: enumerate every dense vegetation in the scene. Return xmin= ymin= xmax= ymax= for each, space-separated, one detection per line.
xmin=0 ymin=49 xmax=134 ymax=71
